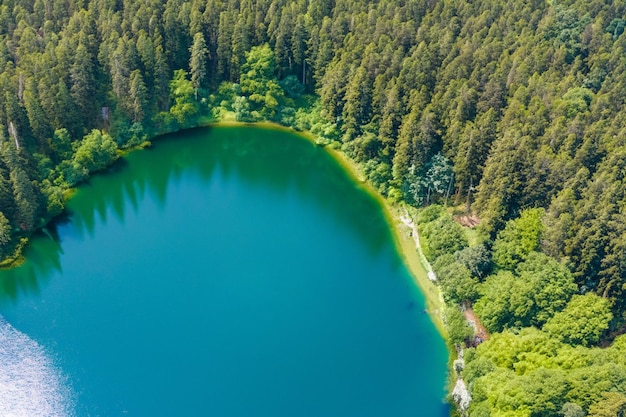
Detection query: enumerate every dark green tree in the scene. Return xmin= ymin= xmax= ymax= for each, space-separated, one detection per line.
xmin=189 ymin=32 xmax=209 ymax=99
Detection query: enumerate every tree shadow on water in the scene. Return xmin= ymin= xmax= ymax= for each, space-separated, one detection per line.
xmin=0 ymin=220 xmax=67 ymax=307
xmin=0 ymin=125 xmax=403 ymax=306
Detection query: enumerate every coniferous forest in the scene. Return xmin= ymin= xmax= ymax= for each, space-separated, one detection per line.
xmin=2 ymin=0 xmax=626 ymax=415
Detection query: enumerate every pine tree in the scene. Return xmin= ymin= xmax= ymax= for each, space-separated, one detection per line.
xmin=129 ymin=70 xmax=148 ymax=123
xmin=341 ymin=66 xmax=372 ymax=141
xmin=0 ymin=210 xmax=10 ymax=249
xmin=189 ymin=32 xmax=209 ymax=100
xmin=70 ymin=43 xmax=96 ymax=120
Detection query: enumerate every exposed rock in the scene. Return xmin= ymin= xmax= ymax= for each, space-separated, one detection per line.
xmin=452 ymin=378 xmax=471 ymax=416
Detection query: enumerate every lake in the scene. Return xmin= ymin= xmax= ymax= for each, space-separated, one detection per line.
xmin=0 ymin=126 xmax=449 ymax=416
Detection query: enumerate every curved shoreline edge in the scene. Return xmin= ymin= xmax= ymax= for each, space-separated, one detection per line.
xmin=2 ymin=119 xmax=454 ymax=410
xmin=224 ymin=122 xmax=449 ymax=338
xmin=257 ymin=121 xmax=456 ymax=407
xmin=2 ymin=121 xmax=450 ymax=339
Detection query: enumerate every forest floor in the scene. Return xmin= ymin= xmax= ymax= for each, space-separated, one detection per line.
xmin=454 ymin=213 xmax=480 ymax=228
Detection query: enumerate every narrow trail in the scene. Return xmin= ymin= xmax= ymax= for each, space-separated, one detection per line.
xmin=463 ymin=306 xmax=490 ymax=343
xmin=398 ymin=206 xmax=479 ymax=415
xmin=399 ymin=208 xmax=437 ymax=282
xmin=399 ymin=206 xmax=489 ymax=344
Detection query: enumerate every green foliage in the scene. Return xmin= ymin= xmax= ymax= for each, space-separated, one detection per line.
xmin=292 ymin=99 xmax=340 ymax=143
xmin=240 ymin=44 xmax=285 ymax=120
xmin=189 ymin=32 xmax=209 ymax=93
xmin=416 ymin=204 xmax=445 ymax=224
xmin=493 ymin=208 xmax=544 ymax=270
xmin=445 ymin=305 xmax=473 ymax=346
xmin=465 ymin=325 xmax=626 ymax=416
xmin=280 ymin=75 xmax=305 ymax=99
xmin=588 ymin=392 xmax=626 ymax=417
xmin=129 ymin=71 xmax=149 ymax=123
xmin=474 ymin=253 xmax=576 ymax=331
xmin=544 ymin=293 xmax=613 ymax=347
xmin=420 ymin=214 xmax=469 ymax=261
xmin=470 ymin=366 xmax=569 ymax=417
xmin=41 ymin=181 xmax=64 ymax=218
xmin=437 ymin=261 xmax=479 ymax=304
xmin=556 ymin=87 xmax=594 ymax=118
xmin=560 ymin=403 xmax=585 ymax=417
xmin=233 ymin=96 xmax=255 ymax=122
xmin=363 ymin=160 xmax=392 ymax=195
xmin=169 ymin=70 xmax=198 ymax=126
xmin=50 ymin=129 xmax=73 ymax=162
xmin=425 ymin=153 xmax=454 ymax=203
xmin=2 ymin=0 xmax=626 ymax=413
xmin=516 ymin=252 xmax=578 ymax=326
xmin=69 ymin=130 xmax=119 ymax=185
xmin=455 ymin=245 xmax=492 ymax=280
xmin=474 ymin=270 xmax=525 ymax=332
xmin=0 ymin=211 xmax=10 ymax=255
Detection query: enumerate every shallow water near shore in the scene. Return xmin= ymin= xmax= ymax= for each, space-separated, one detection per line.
xmin=0 ymin=126 xmax=448 ymax=416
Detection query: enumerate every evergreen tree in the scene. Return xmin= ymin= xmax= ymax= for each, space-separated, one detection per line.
xmin=70 ymin=43 xmax=96 ymax=120
xmin=189 ymin=32 xmax=209 ymax=99
xmin=0 ymin=210 xmax=10 ymax=250
xmin=129 ymin=70 xmax=148 ymax=123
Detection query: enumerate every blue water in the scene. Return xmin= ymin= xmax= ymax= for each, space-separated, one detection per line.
xmin=0 ymin=126 xmax=449 ymax=416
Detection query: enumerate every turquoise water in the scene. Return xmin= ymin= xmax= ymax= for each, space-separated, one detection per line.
xmin=0 ymin=126 xmax=448 ymax=416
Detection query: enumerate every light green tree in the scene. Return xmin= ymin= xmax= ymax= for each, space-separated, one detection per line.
xmin=425 ymin=152 xmax=454 ymax=205
xmin=169 ymin=70 xmax=198 ymax=126
xmin=493 ymin=208 xmax=544 ymax=270
xmin=560 ymin=402 xmax=585 ymax=417
xmin=239 ymin=44 xmax=284 ymax=120
xmin=73 ymin=130 xmax=119 ymax=175
xmin=444 ymin=305 xmax=473 ymax=346
xmin=544 ymin=293 xmax=613 ymax=346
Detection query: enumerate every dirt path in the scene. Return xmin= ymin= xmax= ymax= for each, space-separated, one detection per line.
xmin=398 ymin=206 xmax=489 ymax=345
xmin=463 ymin=306 xmax=489 ymax=343
xmin=399 ymin=208 xmax=437 ymax=282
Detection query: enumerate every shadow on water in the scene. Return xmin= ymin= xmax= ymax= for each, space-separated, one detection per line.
xmin=0 ymin=220 xmax=67 ymax=305
xmin=0 ymin=125 xmax=398 ymax=306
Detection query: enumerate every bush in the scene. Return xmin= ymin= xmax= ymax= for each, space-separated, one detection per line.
xmin=420 ymin=214 xmax=469 ymax=261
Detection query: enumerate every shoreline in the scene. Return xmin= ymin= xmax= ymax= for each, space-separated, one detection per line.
xmin=2 ymin=119 xmax=450 ymax=340
xmin=228 ymin=121 xmax=450 ymax=338
xmin=140 ymin=120 xmax=452 ymax=342
xmin=0 ymin=119 xmax=455 ymax=408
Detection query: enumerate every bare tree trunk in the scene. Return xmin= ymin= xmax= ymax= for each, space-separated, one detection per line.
xmin=445 ymin=172 xmax=454 ymax=206
xmin=466 ymin=178 xmax=473 ymax=212
xmin=9 ymin=122 xmax=19 ymax=150
xmin=18 ymin=74 xmax=24 ymax=103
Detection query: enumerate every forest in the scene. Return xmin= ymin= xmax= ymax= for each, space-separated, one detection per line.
xmin=1 ymin=0 xmax=626 ymax=415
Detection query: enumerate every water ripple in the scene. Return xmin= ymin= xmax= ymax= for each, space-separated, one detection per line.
xmin=0 ymin=316 xmax=73 ymax=417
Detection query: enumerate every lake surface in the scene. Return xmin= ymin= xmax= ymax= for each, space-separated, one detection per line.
xmin=0 ymin=126 xmax=448 ymax=416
